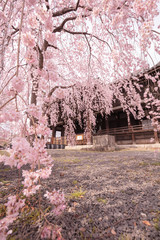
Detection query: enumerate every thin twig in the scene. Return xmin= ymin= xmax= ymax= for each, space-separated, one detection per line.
xmin=48 ymin=84 xmax=75 ymax=97
xmin=152 ymin=29 xmax=160 ymax=35
xmin=0 ymin=72 xmax=16 ymax=95
xmin=16 ymin=0 xmax=25 ymax=76
xmin=52 ymin=0 xmax=80 ymax=17
xmin=2 ymin=0 xmax=9 ymax=11
xmin=84 ymin=35 xmax=92 ymax=68
xmin=0 ymin=95 xmax=16 ymax=110
xmin=63 ymin=29 xmax=112 ymax=51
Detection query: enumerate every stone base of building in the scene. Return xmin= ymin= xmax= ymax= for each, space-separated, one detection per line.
xmin=92 ymin=134 xmax=116 ymax=151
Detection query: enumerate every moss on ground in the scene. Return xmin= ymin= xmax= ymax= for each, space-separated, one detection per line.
xmin=0 ymin=204 xmax=6 ymax=219
xmin=69 ymin=188 xmax=86 ymax=199
xmin=0 ymin=150 xmax=10 ymax=156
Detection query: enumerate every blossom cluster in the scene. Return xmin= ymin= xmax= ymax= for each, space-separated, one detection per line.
xmin=0 ymin=195 xmax=25 ymax=239
xmin=44 ymin=190 xmax=66 ymax=216
xmin=41 ymin=225 xmax=62 ymax=240
xmin=22 ymin=166 xmax=52 ymax=196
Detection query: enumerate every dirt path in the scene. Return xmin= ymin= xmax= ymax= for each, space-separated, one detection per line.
xmin=0 ymin=149 xmax=160 ymax=239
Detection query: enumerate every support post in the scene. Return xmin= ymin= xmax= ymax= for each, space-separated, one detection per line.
xmin=105 ymin=117 xmax=109 ymax=134
xmin=86 ymin=113 xmax=92 ymax=145
xmin=51 ymin=126 xmax=55 ymax=144
xmin=127 ymin=112 xmax=135 ymax=144
xmin=153 ymin=120 xmax=159 ymax=143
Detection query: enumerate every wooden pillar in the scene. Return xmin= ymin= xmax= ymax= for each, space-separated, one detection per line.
xmin=51 ymin=126 xmax=56 ymax=144
xmin=154 ymin=130 xmax=159 ymax=143
xmin=105 ymin=117 xmax=109 ymax=134
xmin=86 ymin=113 xmax=92 ymax=145
xmin=127 ymin=112 xmax=135 ymax=144
xmin=153 ymin=120 xmax=159 ymax=143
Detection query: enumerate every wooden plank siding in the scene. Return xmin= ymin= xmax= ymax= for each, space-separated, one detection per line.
xmin=95 ymin=124 xmax=160 ymax=144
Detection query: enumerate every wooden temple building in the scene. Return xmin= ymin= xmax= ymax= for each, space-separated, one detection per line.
xmin=48 ymin=62 xmax=160 ymax=147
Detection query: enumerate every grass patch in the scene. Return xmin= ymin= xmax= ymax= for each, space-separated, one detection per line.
xmin=0 ymin=150 xmax=10 ymax=157
xmin=0 ymin=191 xmax=6 ymax=197
xmin=153 ymin=211 xmax=160 ymax=231
xmin=0 ymin=179 xmax=11 ymax=184
xmin=57 ymin=158 xmax=81 ymax=163
xmin=69 ymin=188 xmax=86 ymax=199
xmin=139 ymin=162 xmax=149 ymax=167
xmin=151 ymin=162 xmax=160 ymax=166
xmin=72 ymin=180 xmax=78 ymax=185
xmin=0 ymin=167 xmax=11 ymax=172
xmin=119 ymin=233 xmax=132 ymax=240
xmin=97 ymin=197 xmax=107 ymax=204
xmin=7 ymin=207 xmax=43 ymax=240
xmin=0 ymin=204 xmax=6 ymax=219
xmin=20 ymin=207 xmax=41 ymax=225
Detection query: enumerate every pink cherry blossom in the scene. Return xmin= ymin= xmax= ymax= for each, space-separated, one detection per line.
xmin=27 ymin=13 xmax=38 ymax=28
xmin=26 ymin=0 xmax=37 ymax=6
xmin=0 ymin=0 xmax=160 ymax=238
xmin=35 ymin=6 xmax=49 ymax=23
xmin=22 ymin=32 xmax=36 ymax=47
xmin=44 ymin=190 xmax=66 ymax=216
xmin=45 ymin=30 xmax=56 ymax=45
xmin=11 ymin=77 xmax=24 ymax=92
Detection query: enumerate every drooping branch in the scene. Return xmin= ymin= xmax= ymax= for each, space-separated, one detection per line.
xmin=0 ymin=72 xmax=16 ymax=95
xmin=0 ymin=95 xmax=16 ymax=111
xmin=63 ymin=29 xmax=112 ymax=51
xmin=0 ymin=63 xmax=27 ymax=89
xmin=84 ymin=35 xmax=91 ymax=69
xmin=2 ymin=0 xmax=9 ymax=11
xmin=53 ymin=16 xmax=77 ymax=33
xmin=78 ymin=5 xmax=92 ymax=12
xmin=42 ymin=84 xmax=75 ymax=116
xmin=52 ymin=0 xmax=80 ymax=17
xmin=152 ymin=30 xmax=160 ymax=35
xmin=47 ymin=43 xmax=59 ymax=50
xmin=37 ymin=45 xmax=44 ymax=69
xmin=45 ymin=0 xmax=50 ymax=11
xmin=6 ymin=26 xmax=19 ymax=47
xmin=30 ymin=35 xmax=58 ymax=106
xmin=48 ymin=84 xmax=75 ymax=97
xmin=30 ymin=44 xmax=44 ymax=106
xmin=17 ymin=93 xmax=28 ymax=106
xmin=42 ymin=38 xmax=59 ymax=52
xmin=16 ymin=0 xmax=25 ymax=76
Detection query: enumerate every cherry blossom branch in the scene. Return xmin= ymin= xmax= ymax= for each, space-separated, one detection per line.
xmin=15 ymin=94 xmax=19 ymax=112
xmin=6 ymin=26 xmax=19 ymax=47
xmin=78 ymin=5 xmax=92 ymax=11
xmin=2 ymin=0 xmax=9 ymax=11
xmin=17 ymin=93 xmax=28 ymax=106
xmin=47 ymin=44 xmax=59 ymax=50
xmin=0 ymin=64 xmax=27 ymax=95
xmin=48 ymin=84 xmax=75 ymax=97
xmin=63 ymin=28 xmax=112 ymax=51
xmin=16 ymin=0 xmax=25 ymax=76
xmin=53 ymin=16 xmax=77 ymax=33
xmin=52 ymin=0 xmax=80 ymax=17
xmin=43 ymin=84 xmax=76 ymax=115
xmin=45 ymin=0 xmax=49 ymax=11
xmin=0 ymin=72 xmax=16 ymax=95
xmin=99 ymin=14 xmax=119 ymax=46
xmin=0 ymin=95 xmax=16 ymax=111
xmin=42 ymin=40 xmax=59 ymax=51
xmin=146 ymin=50 xmax=155 ymax=66
xmin=53 ymin=12 xmax=90 ymax=33
xmin=84 ymin=35 xmax=91 ymax=69
xmin=37 ymin=45 xmax=44 ymax=69
xmin=152 ymin=30 xmax=160 ymax=35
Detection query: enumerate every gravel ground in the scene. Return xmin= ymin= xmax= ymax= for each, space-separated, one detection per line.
xmin=0 ymin=149 xmax=160 ymax=240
